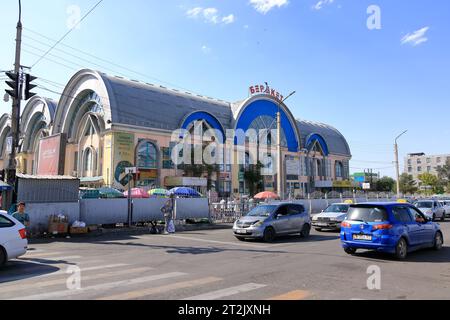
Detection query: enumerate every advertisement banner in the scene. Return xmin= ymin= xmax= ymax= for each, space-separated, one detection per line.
xmin=112 ymin=132 xmax=135 ymax=188
xmin=37 ymin=134 xmax=66 ymax=176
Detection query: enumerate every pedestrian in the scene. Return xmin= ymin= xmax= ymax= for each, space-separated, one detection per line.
xmin=161 ymin=194 xmax=175 ymax=235
xmin=12 ymin=202 xmax=30 ymax=228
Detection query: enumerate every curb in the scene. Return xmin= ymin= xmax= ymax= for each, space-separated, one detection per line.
xmin=28 ymin=223 xmax=233 ymax=244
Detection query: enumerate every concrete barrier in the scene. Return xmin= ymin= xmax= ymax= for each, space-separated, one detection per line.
xmin=175 ymin=198 xmax=210 ymax=220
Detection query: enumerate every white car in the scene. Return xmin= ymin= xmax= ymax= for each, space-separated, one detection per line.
xmin=414 ymin=200 xmax=446 ymax=222
xmin=312 ymin=203 xmax=351 ymax=231
xmin=439 ymin=200 xmax=450 ymax=217
xmin=0 ymin=211 xmax=28 ymax=266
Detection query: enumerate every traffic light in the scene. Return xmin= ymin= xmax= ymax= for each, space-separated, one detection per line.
xmin=24 ymin=74 xmax=37 ymax=100
xmin=5 ymin=71 xmax=20 ymax=99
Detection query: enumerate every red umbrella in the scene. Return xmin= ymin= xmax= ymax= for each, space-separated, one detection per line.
xmin=254 ymin=191 xmax=280 ymax=200
xmin=123 ymin=188 xmax=150 ymax=199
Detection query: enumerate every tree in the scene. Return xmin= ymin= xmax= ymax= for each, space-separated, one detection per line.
xmin=399 ymin=173 xmax=418 ymax=195
xmin=375 ymin=176 xmax=396 ymax=192
xmin=244 ymin=162 xmax=264 ymax=197
xmin=418 ymin=173 xmax=444 ymax=195
xmin=437 ymin=159 xmax=450 ymax=191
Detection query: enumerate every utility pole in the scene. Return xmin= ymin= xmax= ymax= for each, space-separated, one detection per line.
xmin=276 ymin=91 xmax=296 ymax=200
xmin=6 ymin=0 xmax=23 ymax=209
xmin=394 ymin=130 xmax=408 ymax=199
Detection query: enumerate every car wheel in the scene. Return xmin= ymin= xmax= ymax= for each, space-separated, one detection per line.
xmin=263 ymin=227 xmax=276 ymax=243
xmin=395 ymin=238 xmax=408 ymax=260
xmin=0 ymin=246 xmax=6 ymax=267
xmin=300 ymin=224 xmax=311 ymax=238
xmin=434 ymin=232 xmax=444 ymax=251
xmin=344 ymin=248 xmax=357 ymax=255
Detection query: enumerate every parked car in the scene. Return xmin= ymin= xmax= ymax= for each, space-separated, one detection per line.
xmin=233 ymin=202 xmax=311 ymax=242
xmin=438 ymin=200 xmax=450 ymax=217
xmin=414 ymin=200 xmax=445 ymax=221
xmin=341 ymin=203 xmax=443 ymax=260
xmin=312 ymin=203 xmax=351 ymax=231
xmin=0 ymin=211 xmax=28 ymax=267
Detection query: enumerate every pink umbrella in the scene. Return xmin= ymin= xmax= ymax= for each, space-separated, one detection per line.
xmin=123 ymin=188 xmax=150 ymax=199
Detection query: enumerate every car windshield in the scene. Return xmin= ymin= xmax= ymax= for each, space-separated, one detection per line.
xmin=416 ymin=202 xmax=433 ymax=208
xmin=246 ymin=205 xmax=277 ymax=217
xmin=324 ymin=204 xmax=349 ymax=213
xmin=347 ymin=206 xmax=388 ymax=223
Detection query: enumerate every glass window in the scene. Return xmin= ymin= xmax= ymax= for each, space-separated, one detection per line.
xmin=392 ymin=206 xmax=413 ymax=223
xmin=408 ymin=207 xmax=427 ymax=222
xmin=415 ymin=201 xmax=433 ymax=209
xmin=83 ymin=148 xmax=93 ymax=175
xmin=0 ymin=215 xmax=14 ymax=228
xmin=288 ymin=205 xmax=305 ymax=215
xmin=246 ymin=205 xmax=277 ymax=217
xmin=335 ymin=161 xmax=343 ymax=178
xmin=325 ymin=204 xmax=350 ymax=213
xmin=347 ymin=205 xmax=388 ymax=222
xmin=137 ymin=141 xmax=158 ymax=169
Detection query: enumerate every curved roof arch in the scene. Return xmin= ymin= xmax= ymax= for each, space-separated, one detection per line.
xmin=233 ymin=95 xmax=301 ymax=152
xmin=0 ymin=114 xmax=12 ymax=160
xmin=297 ymin=119 xmax=351 ymax=157
xmin=180 ymin=111 xmax=226 ymax=143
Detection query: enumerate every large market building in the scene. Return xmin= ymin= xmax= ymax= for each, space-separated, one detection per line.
xmin=0 ymin=69 xmax=352 ymax=198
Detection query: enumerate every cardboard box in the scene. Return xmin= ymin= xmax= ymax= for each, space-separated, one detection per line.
xmin=70 ymin=227 xmax=89 ymax=234
xmin=48 ymin=222 xmax=69 ymax=235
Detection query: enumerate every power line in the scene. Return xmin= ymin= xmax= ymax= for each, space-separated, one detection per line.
xmin=23 ymin=28 xmax=209 ymax=96
xmin=31 ymin=0 xmax=105 ymax=68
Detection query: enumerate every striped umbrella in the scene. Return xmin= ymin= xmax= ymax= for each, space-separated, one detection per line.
xmin=254 ymin=191 xmax=280 ymax=200
xmin=148 ymin=188 xmax=169 ymax=197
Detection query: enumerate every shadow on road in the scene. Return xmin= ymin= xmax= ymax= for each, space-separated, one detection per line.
xmin=353 ymin=246 xmax=450 ymax=263
xmin=0 ymin=261 xmax=61 ymax=284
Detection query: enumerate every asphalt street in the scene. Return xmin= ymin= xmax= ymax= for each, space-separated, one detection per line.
xmin=1 ymin=221 xmax=450 ymax=300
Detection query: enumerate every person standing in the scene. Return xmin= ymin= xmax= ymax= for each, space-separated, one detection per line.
xmin=161 ymin=194 xmax=175 ymax=235
xmin=12 ymin=202 xmax=30 ymax=228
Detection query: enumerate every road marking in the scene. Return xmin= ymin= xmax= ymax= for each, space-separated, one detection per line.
xmin=23 ymin=252 xmax=64 ymax=258
xmin=148 ymin=235 xmax=267 ymax=248
xmin=0 ymin=263 xmax=125 ymax=284
xmin=10 ymin=272 xmax=187 ymax=300
xmin=20 ymin=256 xmax=82 ymax=261
xmin=0 ymin=267 xmax=152 ymax=295
xmin=98 ymin=277 xmax=222 ymax=300
xmin=267 ymin=290 xmax=311 ymax=300
xmin=183 ymin=283 xmax=267 ymax=300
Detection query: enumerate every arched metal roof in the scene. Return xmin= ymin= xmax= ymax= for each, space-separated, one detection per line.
xmin=296 ymin=119 xmax=352 ymax=157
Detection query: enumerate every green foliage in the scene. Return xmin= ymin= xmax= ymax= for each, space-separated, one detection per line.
xmin=399 ymin=173 xmax=418 ymax=195
xmin=375 ymin=176 xmax=396 ymax=192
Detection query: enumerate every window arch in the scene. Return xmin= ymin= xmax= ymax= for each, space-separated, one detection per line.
xmin=82 ymin=147 xmax=97 ymax=177
xmin=137 ymin=141 xmax=158 ymax=169
xmin=335 ymin=161 xmax=343 ymax=178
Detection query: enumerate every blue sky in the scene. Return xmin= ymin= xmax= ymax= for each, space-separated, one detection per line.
xmin=1 ymin=0 xmax=449 ymax=178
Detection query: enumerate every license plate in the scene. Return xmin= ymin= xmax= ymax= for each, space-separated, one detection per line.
xmin=318 ymin=223 xmax=328 ymax=227
xmin=353 ymin=234 xmax=372 ymax=241
xmin=236 ymin=229 xmax=247 ymax=234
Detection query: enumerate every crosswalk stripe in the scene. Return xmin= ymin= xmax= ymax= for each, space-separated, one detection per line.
xmin=0 ymin=263 xmax=124 ymax=284
xmin=10 ymin=272 xmax=187 ymax=300
xmin=97 ymin=277 xmax=223 ymax=300
xmin=183 ymin=283 xmax=267 ymax=300
xmin=267 ymin=290 xmax=310 ymax=300
xmin=23 ymin=252 xmax=64 ymax=258
xmin=20 ymin=256 xmax=82 ymax=261
xmin=0 ymin=267 xmax=152 ymax=295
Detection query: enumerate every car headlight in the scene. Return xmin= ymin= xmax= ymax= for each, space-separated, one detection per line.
xmin=252 ymin=221 xmax=264 ymax=227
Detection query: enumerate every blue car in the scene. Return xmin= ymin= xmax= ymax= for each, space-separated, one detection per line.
xmin=341 ymin=202 xmax=444 ymax=260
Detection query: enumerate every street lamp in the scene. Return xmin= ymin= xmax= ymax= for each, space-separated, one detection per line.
xmin=277 ymin=91 xmax=296 ymax=200
xmin=394 ymin=130 xmax=408 ymax=199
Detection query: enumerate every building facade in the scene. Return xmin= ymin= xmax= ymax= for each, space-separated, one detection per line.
xmin=0 ymin=69 xmax=352 ymax=198
xmin=405 ymin=153 xmax=450 ymax=181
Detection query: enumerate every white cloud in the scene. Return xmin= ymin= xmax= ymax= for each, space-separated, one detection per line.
xmin=249 ymin=0 xmax=289 ymax=15
xmin=222 ymin=14 xmax=235 ymax=25
xmin=186 ymin=7 xmax=235 ymax=25
xmin=313 ymin=0 xmax=334 ymax=10
xmin=401 ymin=27 xmax=430 ymax=46
xmin=201 ymin=45 xmax=212 ymax=54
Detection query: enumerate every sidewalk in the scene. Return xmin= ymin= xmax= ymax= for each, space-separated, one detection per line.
xmin=28 ymin=223 xmax=234 ymax=244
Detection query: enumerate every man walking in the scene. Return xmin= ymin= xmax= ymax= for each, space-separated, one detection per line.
xmin=161 ymin=194 xmax=175 ymax=235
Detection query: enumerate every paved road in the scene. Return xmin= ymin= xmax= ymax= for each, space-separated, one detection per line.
xmin=1 ymin=222 xmax=450 ymax=300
